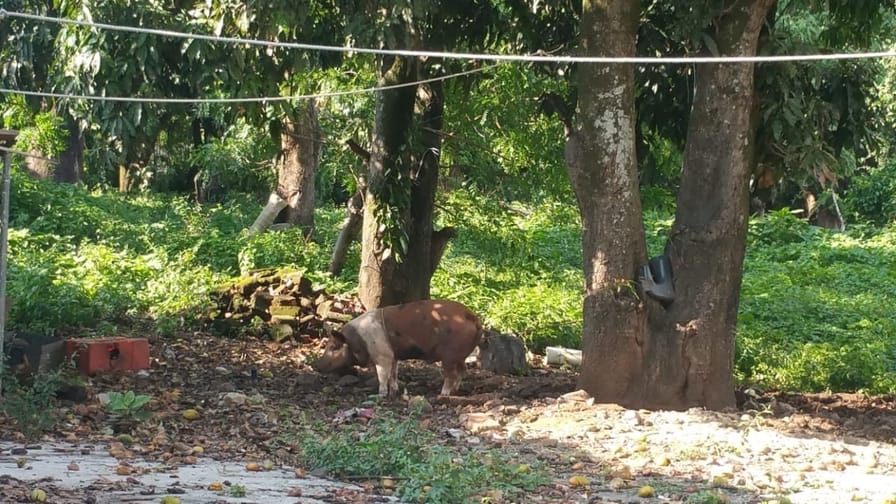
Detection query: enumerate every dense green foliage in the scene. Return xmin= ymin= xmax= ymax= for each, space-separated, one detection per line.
xmin=739 ymin=210 xmax=896 ymax=393
xmin=5 ymin=169 xmax=896 ymax=393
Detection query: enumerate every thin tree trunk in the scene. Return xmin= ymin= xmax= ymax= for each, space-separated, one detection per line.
xmin=328 ymin=190 xmax=364 ymax=275
xmin=403 ymin=79 xmax=443 ymax=301
xmin=54 ymin=116 xmax=82 ymax=183
xmin=277 ymin=100 xmax=321 ymax=236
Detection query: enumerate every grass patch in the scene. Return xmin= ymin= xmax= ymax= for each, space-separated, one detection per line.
xmin=294 ymin=409 xmax=548 ymax=503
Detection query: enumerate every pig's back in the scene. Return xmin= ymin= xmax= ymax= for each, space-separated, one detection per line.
xmin=384 ymin=299 xmax=481 ymax=361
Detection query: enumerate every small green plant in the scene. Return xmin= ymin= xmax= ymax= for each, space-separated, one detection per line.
xmin=228 ymin=483 xmax=247 ymax=497
xmin=738 ymin=403 xmax=773 ymax=438
xmin=686 ymin=488 xmax=730 ymax=504
xmin=105 ymin=391 xmax=152 ymax=422
xmin=0 ymin=367 xmax=65 ymax=439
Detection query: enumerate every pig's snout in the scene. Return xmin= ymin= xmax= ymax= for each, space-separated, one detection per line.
xmin=312 ymin=338 xmax=355 ymax=374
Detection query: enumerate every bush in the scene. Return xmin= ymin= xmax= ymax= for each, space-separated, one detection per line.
xmin=0 ymin=367 xmax=66 ymax=439
xmin=737 ymin=214 xmax=896 ymax=393
xmin=843 ymin=161 xmax=896 ymax=224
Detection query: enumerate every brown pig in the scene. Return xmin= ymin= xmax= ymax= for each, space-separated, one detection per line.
xmin=312 ymin=299 xmax=483 ymax=397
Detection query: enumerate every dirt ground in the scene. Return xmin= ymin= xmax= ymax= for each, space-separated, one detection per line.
xmin=2 ymin=332 xmax=895 ymax=503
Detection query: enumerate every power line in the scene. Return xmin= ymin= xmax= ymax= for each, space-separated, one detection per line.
xmin=3 ymin=9 xmax=896 ymax=64
xmin=0 ymin=65 xmax=492 ymax=104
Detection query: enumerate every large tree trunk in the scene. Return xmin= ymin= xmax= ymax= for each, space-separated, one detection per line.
xmin=359 ymin=54 xmax=419 ymax=309
xmin=358 ymin=57 xmax=449 ymax=309
xmin=573 ymin=0 xmax=774 ymax=411
xmin=640 ymin=0 xmax=775 ymax=410
xmin=568 ymin=0 xmax=648 ymax=405
xmin=277 ymin=100 xmax=321 ymax=235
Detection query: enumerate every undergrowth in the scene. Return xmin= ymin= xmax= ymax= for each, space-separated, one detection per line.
xmin=295 ymin=409 xmax=548 ymax=503
xmin=6 ymin=167 xmax=896 ymax=393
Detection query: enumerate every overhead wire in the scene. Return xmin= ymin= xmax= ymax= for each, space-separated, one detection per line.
xmin=0 ymin=64 xmax=494 ymax=104
xmin=3 ymin=8 xmax=896 ymax=64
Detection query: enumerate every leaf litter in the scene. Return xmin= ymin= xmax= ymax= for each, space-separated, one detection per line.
xmin=1 ymin=330 xmax=895 ymax=503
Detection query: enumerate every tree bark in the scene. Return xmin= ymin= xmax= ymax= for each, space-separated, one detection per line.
xmin=402 ymin=79 xmax=444 ymax=301
xmin=641 ymin=0 xmax=775 ymax=410
xmin=54 ymin=116 xmax=82 ymax=183
xmin=358 ymin=58 xmax=449 ymax=309
xmin=277 ymin=99 xmax=321 ymax=236
xmin=568 ymin=0 xmax=648 ymax=406
xmin=328 ymin=190 xmax=364 ymax=275
xmin=572 ymin=0 xmax=774 ymax=411
xmin=359 ymin=54 xmax=419 ymax=309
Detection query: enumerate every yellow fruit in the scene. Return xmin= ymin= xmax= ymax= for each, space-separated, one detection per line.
xmin=654 ymin=455 xmax=671 ymax=466
xmin=568 ymin=475 xmax=590 ymax=487
xmin=637 ymin=485 xmax=655 ymax=498
xmin=208 ymin=481 xmax=224 ymax=491
xmin=245 ymin=462 xmax=260 ymax=472
xmin=182 ymin=409 xmax=200 ymax=420
xmin=159 ymin=496 xmax=181 ymax=504
xmin=30 ymin=488 xmax=47 ymax=502
xmin=117 ymin=434 xmax=135 ymax=445
xmin=516 ymin=464 xmax=530 ymax=473
xmin=16 ymin=457 xmax=27 ymax=468
xmin=262 ymin=459 xmax=275 ymax=471
xmin=192 ymin=445 xmax=204 ymax=454
xmin=381 ymin=477 xmax=395 ymax=489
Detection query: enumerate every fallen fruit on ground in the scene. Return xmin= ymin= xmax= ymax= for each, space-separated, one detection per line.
xmin=181 ymin=408 xmax=200 ymax=420
xmin=568 ymin=475 xmax=589 ymax=487
xmin=637 ymin=485 xmax=655 ymax=497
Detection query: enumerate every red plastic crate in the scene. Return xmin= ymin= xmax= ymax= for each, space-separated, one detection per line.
xmin=63 ymin=337 xmax=150 ymax=374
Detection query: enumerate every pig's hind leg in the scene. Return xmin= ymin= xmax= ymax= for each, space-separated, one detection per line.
xmin=440 ymin=360 xmax=466 ymax=396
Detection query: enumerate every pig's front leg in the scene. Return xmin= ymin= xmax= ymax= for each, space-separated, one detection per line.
xmin=375 ymin=362 xmax=393 ymax=397
xmin=388 ymin=359 xmax=399 ymax=397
